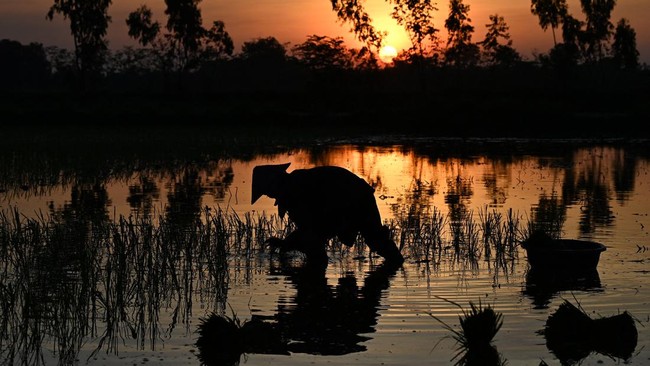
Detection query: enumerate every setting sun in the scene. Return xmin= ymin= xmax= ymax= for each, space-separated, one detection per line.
xmin=379 ymin=45 xmax=398 ymax=63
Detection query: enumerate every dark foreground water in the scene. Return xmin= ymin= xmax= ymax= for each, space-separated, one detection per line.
xmin=1 ymin=137 xmax=649 ymax=365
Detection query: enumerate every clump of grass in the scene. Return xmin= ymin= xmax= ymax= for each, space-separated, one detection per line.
xmin=195 ymin=306 xmax=245 ymax=366
xmin=429 ymin=296 xmax=505 ymax=366
xmin=195 ymin=305 xmax=288 ymax=366
xmin=543 ymin=297 xmax=638 ymax=362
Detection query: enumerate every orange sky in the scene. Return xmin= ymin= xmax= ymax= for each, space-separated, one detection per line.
xmin=1 ymin=0 xmax=648 ymax=63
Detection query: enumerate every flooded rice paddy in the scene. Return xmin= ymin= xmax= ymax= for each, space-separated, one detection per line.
xmin=1 ymin=137 xmax=649 ymax=365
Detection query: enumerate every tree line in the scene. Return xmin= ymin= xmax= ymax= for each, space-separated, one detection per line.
xmin=0 ymin=0 xmax=643 ymax=94
xmin=333 ymin=0 xmax=639 ymax=68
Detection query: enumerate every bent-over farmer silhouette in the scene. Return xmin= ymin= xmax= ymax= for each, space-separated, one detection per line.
xmin=251 ymin=163 xmax=404 ymax=265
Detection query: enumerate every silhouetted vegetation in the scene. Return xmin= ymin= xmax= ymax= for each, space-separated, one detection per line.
xmin=46 ymin=0 xmax=112 ymax=92
xmin=429 ymin=297 xmax=506 ymax=366
xmin=125 ymin=1 xmax=234 ymax=92
xmin=612 ymin=18 xmax=640 ymax=69
xmin=1 ymin=0 xmax=648 ymax=138
xmin=0 ymin=39 xmax=51 ymax=89
xmin=530 ymin=0 xmax=566 ymax=46
xmin=444 ymin=0 xmax=480 ymax=67
xmin=0 ymin=199 xmax=519 ymax=365
xmin=389 ymin=0 xmax=440 ymax=60
xmin=480 ymin=14 xmax=521 ymax=67
xmin=542 ymin=299 xmax=638 ymax=365
xmin=1 ymin=135 xmax=647 ymax=365
xmin=196 ymin=309 xmax=288 ymax=366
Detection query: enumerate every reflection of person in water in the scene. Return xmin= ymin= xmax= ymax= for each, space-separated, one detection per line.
xmin=251 ymin=163 xmax=404 ymax=265
xmin=195 ymin=257 xmax=401 ymax=365
xmin=274 ymin=256 xmax=401 ymax=355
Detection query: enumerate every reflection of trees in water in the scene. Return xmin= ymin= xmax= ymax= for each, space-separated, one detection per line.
xmin=481 ymin=160 xmax=510 ymax=206
xmin=297 ymin=144 xmax=641 ymax=277
xmin=302 ymin=144 xmax=391 ymax=195
xmin=611 ymin=148 xmax=636 ymax=203
xmin=387 ymin=165 xmax=520 ymax=284
xmin=56 ymin=182 xmax=111 ymax=222
xmin=203 ymin=163 xmax=235 ymax=202
xmin=526 ymin=146 xmax=638 ymax=237
xmin=445 ymin=173 xmax=474 ymax=206
xmin=0 ymin=142 xmax=240 ymax=217
xmin=304 ymin=144 xmax=642 ymax=242
xmin=165 ymin=166 xmax=205 ymax=235
xmin=528 ymin=193 xmax=567 ymax=238
xmin=127 ymin=161 xmax=234 ymax=218
xmin=445 ymin=174 xmax=477 ymax=262
xmin=128 ymin=175 xmax=160 ymax=216
xmin=0 ymin=182 xmax=111 ymax=365
xmin=577 ymin=184 xmax=613 ymax=234
xmin=569 ymin=147 xmax=618 ymax=235
xmin=1 ymin=142 xmax=647 ymax=364
xmin=391 ymin=177 xmax=440 ymax=263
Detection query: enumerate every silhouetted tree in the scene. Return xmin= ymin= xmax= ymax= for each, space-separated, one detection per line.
xmin=0 ymin=40 xmax=51 ymax=90
xmin=444 ymin=0 xmax=479 ymax=67
xmin=202 ymin=21 xmax=234 ymax=62
xmin=349 ymin=46 xmax=381 ymax=70
xmin=611 ymin=18 xmax=639 ymax=69
xmin=129 ymin=3 xmax=234 ymax=70
xmin=292 ymin=35 xmax=353 ymax=70
xmin=164 ymin=0 xmax=204 ymax=58
xmin=544 ymin=43 xmax=580 ymax=71
xmin=106 ymin=46 xmax=157 ymax=75
xmin=240 ymin=37 xmax=288 ymax=65
xmin=126 ymin=3 xmax=233 ymax=89
xmin=126 ymin=5 xmax=160 ymax=47
xmin=104 ymin=46 xmax=161 ymax=91
xmin=166 ymin=168 xmax=203 ymax=233
xmin=560 ymin=13 xmax=585 ymax=51
xmin=127 ymin=5 xmax=177 ymax=76
xmin=480 ymin=14 xmax=520 ymax=67
xmin=538 ymin=11 xmax=583 ymax=71
xmin=579 ymin=0 xmax=616 ymax=62
xmin=530 ymin=0 xmax=568 ymax=46
xmin=46 ymin=0 xmax=112 ymax=92
xmin=330 ymin=0 xmax=385 ymax=50
xmin=45 ymin=45 xmax=76 ymax=85
xmin=388 ymin=0 xmax=440 ymax=61
xmin=231 ymin=37 xmax=292 ymax=92
xmin=550 ymin=12 xmax=585 ymax=67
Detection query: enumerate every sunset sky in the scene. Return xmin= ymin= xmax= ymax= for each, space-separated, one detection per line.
xmin=1 ymin=0 xmax=649 ymax=64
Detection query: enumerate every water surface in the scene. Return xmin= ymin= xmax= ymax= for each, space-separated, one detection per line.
xmin=1 ymin=138 xmax=648 ymax=365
